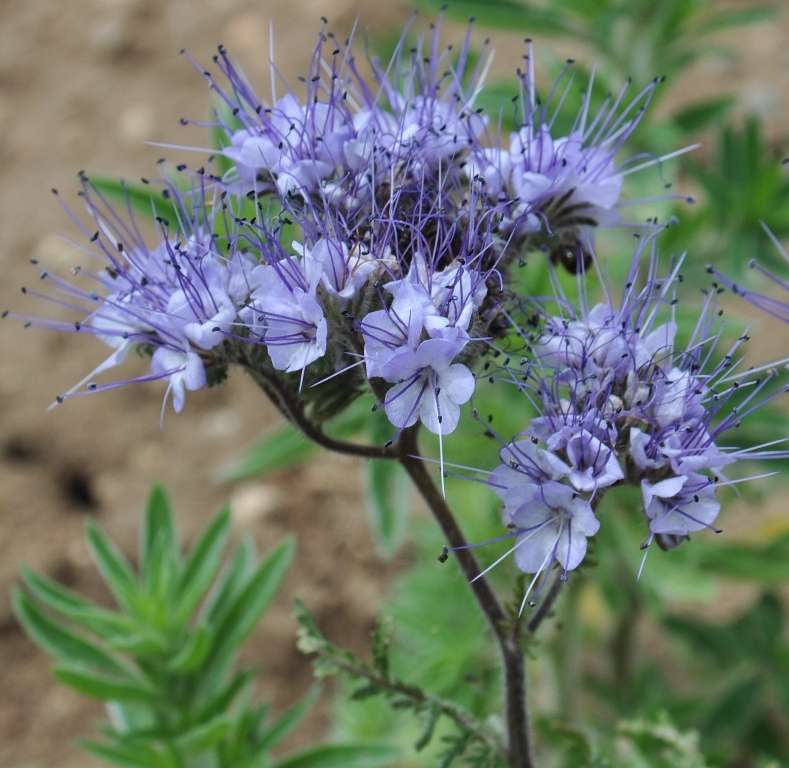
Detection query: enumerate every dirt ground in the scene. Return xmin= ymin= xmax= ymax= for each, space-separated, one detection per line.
xmin=1 ymin=1 xmax=789 ymax=766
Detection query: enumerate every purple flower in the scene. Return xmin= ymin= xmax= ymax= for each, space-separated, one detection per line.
xmin=199 ymin=16 xmax=490 ymax=210
xmin=150 ymin=347 xmax=207 ymax=413
xmin=504 ymin=481 xmax=600 ymax=575
xmin=641 ymin=473 xmax=720 ymax=538
xmin=381 ymin=338 xmax=475 ymax=435
xmin=466 ymin=52 xmax=694 ymax=257
xmin=12 ymin=177 xmax=257 ymax=411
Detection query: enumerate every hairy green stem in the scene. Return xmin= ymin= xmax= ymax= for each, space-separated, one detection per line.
xmin=396 ymin=428 xmax=533 ymax=768
xmin=247 ymin=370 xmax=533 ymax=768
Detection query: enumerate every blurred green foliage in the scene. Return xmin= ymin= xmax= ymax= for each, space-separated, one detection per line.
xmin=15 ymin=486 xmax=397 ymax=768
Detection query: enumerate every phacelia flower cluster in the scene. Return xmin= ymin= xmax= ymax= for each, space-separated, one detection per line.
xmin=471 ymin=228 xmax=789 ymax=606
xmin=11 ymin=17 xmax=674 ymax=442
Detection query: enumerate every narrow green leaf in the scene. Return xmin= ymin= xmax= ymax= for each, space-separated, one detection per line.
xmin=107 ymin=632 xmax=168 ymax=656
xmin=209 ymin=537 xmax=295 ymax=666
xmin=218 ymin=403 xmax=369 ymax=483
xmin=86 ymin=521 xmax=141 ymax=614
xmin=202 ymin=536 xmax=256 ymax=626
xmin=696 ymin=534 xmax=789 ymax=582
xmin=257 ymin=685 xmax=321 ymax=754
xmin=54 ymin=665 xmax=156 ymax=702
xmin=80 ymin=739 xmax=177 ymax=768
xmin=365 ymin=460 xmax=410 ymax=557
xmin=410 ymin=0 xmax=574 ymax=35
xmin=168 ymin=625 xmax=211 ymax=673
xmin=175 ymin=714 xmax=231 ymax=754
xmin=175 ymin=506 xmax=231 ymax=623
xmin=20 ymin=567 xmax=137 ymax=640
xmin=141 ymin=484 xmax=177 ymax=574
xmin=704 ymin=675 xmax=765 ymax=738
xmin=273 ymin=744 xmax=399 ymax=768
xmin=89 ymin=176 xmax=180 ymax=228
xmin=695 ymin=7 xmax=778 ymax=35
xmin=218 ymin=425 xmax=316 ymax=482
xmin=672 ymin=96 xmax=735 ymax=134
xmin=414 ymin=702 xmax=440 ymax=752
xmin=195 ymin=668 xmax=257 ymax=722
xmin=13 ymin=589 xmax=130 ymax=676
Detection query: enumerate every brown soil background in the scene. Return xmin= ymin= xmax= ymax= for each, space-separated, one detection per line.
xmin=0 ymin=1 xmax=788 ymax=766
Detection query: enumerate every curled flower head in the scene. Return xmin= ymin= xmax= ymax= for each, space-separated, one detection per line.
xmin=11 ymin=174 xmax=256 ymax=413
xmin=456 ymin=226 xmax=789 ymax=592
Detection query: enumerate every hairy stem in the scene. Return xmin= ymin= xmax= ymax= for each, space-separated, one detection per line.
xmin=396 ymin=427 xmax=533 ymax=768
xmin=526 ymin=570 xmax=566 ymax=634
xmin=246 ymin=367 xmax=397 ymax=460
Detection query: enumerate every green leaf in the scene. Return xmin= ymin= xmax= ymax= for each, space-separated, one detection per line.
xmin=80 ymin=739 xmax=175 ymax=768
xmin=273 ymin=744 xmax=399 ymax=768
xmin=414 ymin=702 xmax=440 ymax=752
xmin=257 ymin=685 xmax=321 ymax=754
xmin=53 ymin=665 xmax=156 ymax=702
xmin=410 ymin=0 xmax=574 ymax=36
xmin=86 ymin=521 xmax=141 ymax=614
xmin=209 ymin=536 xmax=295 ymax=667
xmin=696 ymin=534 xmax=789 ymax=582
xmin=175 ymin=714 xmax=231 ymax=754
xmin=168 ymin=625 xmax=211 ymax=673
xmin=141 ymin=484 xmax=177 ymax=575
xmin=12 ymin=589 xmax=131 ymax=676
xmin=195 ymin=668 xmax=257 ymax=723
xmin=19 ymin=567 xmax=137 ymax=640
xmin=218 ymin=424 xmax=317 ymax=482
xmin=672 ymin=96 xmax=735 ymax=133
xmin=202 ymin=537 xmax=256 ymax=627
xmin=695 ymin=7 xmax=778 ymax=35
xmin=366 ymin=460 xmax=410 ymax=557
xmin=704 ymin=675 xmax=765 ymax=738
xmin=107 ymin=632 xmax=168 ymax=656
xmin=88 ymin=176 xmax=179 ymax=228
xmin=175 ymin=506 xmax=231 ymax=624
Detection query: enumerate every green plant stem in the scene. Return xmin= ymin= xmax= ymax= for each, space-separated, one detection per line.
xmin=245 ymin=367 xmax=397 ymax=461
xmin=611 ymin=573 xmax=640 ymax=710
xmin=316 ymin=646 xmax=504 ymax=755
xmin=247 ymin=370 xmax=533 ymax=767
xmin=397 ymin=427 xmax=533 ymax=768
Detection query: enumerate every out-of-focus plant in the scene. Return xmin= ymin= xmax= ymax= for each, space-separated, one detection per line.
xmin=410 ymin=0 xmax=777 ymax=137
xmin=14 ymin=486 xmax=397 ymax=768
